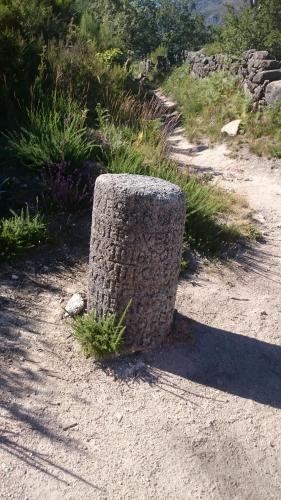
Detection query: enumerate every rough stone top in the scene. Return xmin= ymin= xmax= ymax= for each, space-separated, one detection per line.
xmin=96 ymin=174 xmax=185 ymax=202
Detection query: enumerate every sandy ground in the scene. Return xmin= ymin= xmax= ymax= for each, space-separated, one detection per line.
xmin=1 ymin=94 xmax=281 ymax=499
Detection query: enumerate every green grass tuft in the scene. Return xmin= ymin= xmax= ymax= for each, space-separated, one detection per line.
xmin=0 ymin=207 xmax=48 ymax=262
xmin=244 ymin=100 xmax=281 ymax=158
xmin=4 ymin=94 xmax=96 ymax=169
xmin=72 ymin=300 xmax=131 ymax=359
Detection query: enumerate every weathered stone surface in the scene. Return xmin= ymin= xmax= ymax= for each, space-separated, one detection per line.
xmin=253 ymin=85 xmax=265 ymax=101
xmin=265 ymin=81 xmax=281 ymax=105
xmin=253 ymin=60 xmax=280 ymax=71
xmin=65 ymin=293 xmax=85 ymax=316
xmin=88 ymin=174 xmax=186 ymax=349
xmin=185 ymin=49 xmax=281 ymax=106
xmin=221 ymin=119 xmax=241 ymax=137
xmin=251 ymin=51 xmax=270 ymax=60
xmin=246 ymin=80 xmax=258 ymax=92
xmin=253 ymin=70 xmax=281 ymax=84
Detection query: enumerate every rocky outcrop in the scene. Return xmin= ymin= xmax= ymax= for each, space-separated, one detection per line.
xmin=265 ymin=81 xmax=281 ymax=105
xmin=186 ymin=49 xmax=281 ymax=108
xmin=186 ymin=50 xmax=235 ymax=79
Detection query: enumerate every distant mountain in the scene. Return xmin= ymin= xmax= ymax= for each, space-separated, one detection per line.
xmin=195 ymin=0 xmax=245 ymax=24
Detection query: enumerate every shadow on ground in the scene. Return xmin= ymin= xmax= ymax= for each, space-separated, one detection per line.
xmin=149 ymin=316 xmax=281 ymax=409
xmin=105 ymin=314 xmax=281 ymax=409
xmin=0 ymin=435 xmax=102 ymax=490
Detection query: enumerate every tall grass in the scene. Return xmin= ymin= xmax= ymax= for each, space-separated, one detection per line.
xmin=162 ymin=64 xmax=281 ymax=158
xmin=162 ymin=65 xmax=250 ymax=143
xmin=99 ymin=108 xmax=245 ymax=254
xmin=4 ymin=94 xmax=96 ymax=169
xmin=101 ymin=90 xmax=164 ymax=129
xmin=0 ymin=207 xmax=47 ymax=262
xmin=244 ymin=100 xmax=281 ymax=158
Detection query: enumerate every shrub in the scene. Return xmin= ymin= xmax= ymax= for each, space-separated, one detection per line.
xmin=96 ymin=48 xmax=126 ymax=67
xmin=202 ymin=42 xmax=226 ymax=56
xmin=4 ymin=94 xmax=96 ymax=169
xmin=46 ymin=40 xmax=137 ymax=123
xmin=41 ymin=161 xmax=97 ymax=210
xmin=219 ymin=1 xmax=281 ymax=60
xmin=0 ymin=207 xmax=47 ymax=262
xmin=46 ymin=40 xmax=103 ymax=112
xmin=150 ymin=45 xmax=167 ymax=65
xmin=72 ymin=301 xmax=131 ymax=359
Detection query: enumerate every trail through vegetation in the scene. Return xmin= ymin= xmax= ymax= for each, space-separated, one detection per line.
xmin=1 ymin=1 xmax=281 ymax=498
xmin=1 ymin=90 xmax=281 ymax=500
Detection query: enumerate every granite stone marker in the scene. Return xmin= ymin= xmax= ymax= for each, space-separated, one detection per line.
xmin=88 ymin=174 xmax=186 ymax=349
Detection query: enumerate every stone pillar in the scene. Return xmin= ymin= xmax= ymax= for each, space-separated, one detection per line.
xmin=88 ymin=174 xmax=186 ymax=350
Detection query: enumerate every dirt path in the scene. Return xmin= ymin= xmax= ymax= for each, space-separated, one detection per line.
xmin=1 ymin=94 xmax=281 ymax=499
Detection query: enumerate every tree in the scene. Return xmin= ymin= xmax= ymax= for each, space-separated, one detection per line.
xmin=82 ymin=0 xmax=208 ymax=57
xmin=157 ymin=0 xmax=209 ymax=58
xmin=219 ymin=0 xmax=281 ymax=59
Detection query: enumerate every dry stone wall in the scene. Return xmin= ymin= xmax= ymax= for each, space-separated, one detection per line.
xmin=186 ymin=49 xmax=281 ymax=107
xmin=88 ymin=174 xmax=186 ymax=350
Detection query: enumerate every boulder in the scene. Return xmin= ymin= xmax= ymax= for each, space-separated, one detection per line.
xmin=246 ymin=80 xmax=259 ymax=92
xmin=253 ymin=59 xmax=280 ymax=71
xmin=221 ymin=119 xmax=241 ymax=137
xmin=253 ymin=70 xmax=281 ymax=84
xmin=248 ymin=71 xmax=257 ymax=82
xmin=253 ymin=85 xmax=264 ymax=101
xmin=265 ymin=81 xmax=281 ymax=105
xmin=252 ymin=51 xmax=270 ymax=60
xmin=64 ymin=293 xmax=85 ymax=316
xmin=242 ymin=49 xmax=256 ymax=60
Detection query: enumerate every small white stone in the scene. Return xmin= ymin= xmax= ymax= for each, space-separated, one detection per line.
xmin=11 ymin=274 xmax=19 ymax=280
xmin=252 ymin=213 xmax=266 ymax=224
xmin=221 ymin=119 xmax=241 ymax=137
xmin=64 ymin=293 xmax=85 ymax=316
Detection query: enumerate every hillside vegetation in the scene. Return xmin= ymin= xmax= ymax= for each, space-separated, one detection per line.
xmin=206 ymin=0 xmax=281 ymax=59
xmin=163 ymin=64 xmax=281 ymax=158
xmin=0 ymin=0 xmax=251 ymax=262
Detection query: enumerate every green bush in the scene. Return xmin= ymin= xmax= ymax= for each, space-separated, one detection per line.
xmin=150 ymin=45 xmax=167 ymax=65
xmin=96 ymin=48 xmax=126 ymax=67
xmin=45 ymin=40 xmax=137 ymax=124
xmin=202 ymin=42 xmax=226 ymax=56
xmin=218 ymin=1 xmax=281 ymax=59
xmin=4 ymin=94 xmax=96 ymax=169
xmin=0 ymin=0 xmax=78 ymax=127
xmin=0 ymin=207 xmax=47 ymax=262
xmin=72 ymin=301 xmax=131 ymax=359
